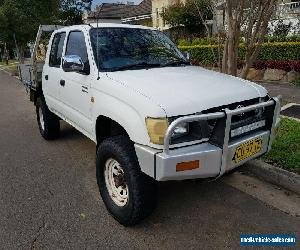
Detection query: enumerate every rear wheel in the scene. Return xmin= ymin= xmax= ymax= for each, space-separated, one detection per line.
xmin=36 ymin=97 xmax=60 ymax=140
xmin=96 ymin=135 xmax=157 ymax=226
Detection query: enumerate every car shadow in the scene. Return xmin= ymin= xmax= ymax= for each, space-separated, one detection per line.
xmin=131 ymin=175 xmax=267 ymax=233
xmin=58 ymin=121 xmax=84 ymax=141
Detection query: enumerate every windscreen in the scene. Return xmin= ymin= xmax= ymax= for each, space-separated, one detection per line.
xmin=90 ymin=27 xmax=187 ymax=72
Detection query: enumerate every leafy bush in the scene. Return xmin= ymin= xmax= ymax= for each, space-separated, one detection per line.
xmin=253 ymin=61 xmax=291 ymax=71
xmin=292 ymin=78 xmax=300 ymax=86
xmin=191 ymin=38 xmax=208 ymax=46
xmin=178 ymin=39 xmax=191 ymax=46
xmin=292 ymin=61 xmax=300 ymax=72
xmin=264 ymin=35 xmax=300 ymax=43
xmin=179 ymin=42 xmax=300 ymax=66
xmin=178 ymin=35 xmax=300 ymax=46
xmin=186 ymin=46 xmax=219 ymax=66
xmin=253 ymin=61 xmax=300 ymax=72
xmin=190 ymin=37 xmax=224 ymax=46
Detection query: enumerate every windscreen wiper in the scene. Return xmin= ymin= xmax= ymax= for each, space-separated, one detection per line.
xmin=111 ymin=62 xmax=162 ymax=71
xmin=163 ymin=60 xmax=190 ymax=67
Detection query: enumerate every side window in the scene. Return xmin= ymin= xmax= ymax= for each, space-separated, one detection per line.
xmin=49 ymin=32 xmax=66 ymax=67
xmin=65 ymin=31 xmax=89 ymax=64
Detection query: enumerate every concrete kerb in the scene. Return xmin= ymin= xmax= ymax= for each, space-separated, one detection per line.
xmin=242 ymin=160 xmax=300 ymax=194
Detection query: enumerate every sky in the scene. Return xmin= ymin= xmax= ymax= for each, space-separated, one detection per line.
xmin=92 ymin=0 xmax=141 ymax=9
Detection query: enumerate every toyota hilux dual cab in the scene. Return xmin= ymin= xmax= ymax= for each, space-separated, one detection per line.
xmin=19 ymin=23 xmax=281 ymax=226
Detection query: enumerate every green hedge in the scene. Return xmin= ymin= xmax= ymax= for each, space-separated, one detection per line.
xmin=178 ymin=35 xmax=300 ymax=46
xmin=179 ymin=42 xmax=300 ymax=66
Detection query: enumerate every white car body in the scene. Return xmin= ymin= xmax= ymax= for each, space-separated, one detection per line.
xmin=41 ymin=24 xmax=280 ymax=181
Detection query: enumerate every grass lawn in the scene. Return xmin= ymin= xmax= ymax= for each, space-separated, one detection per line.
xmin=263 ymin=118 xmax=300 ymax=174
xmin=0 ymin=60 xmax=19 ymax=76
xmin=0 ymin=60 xmax=18 ymax=66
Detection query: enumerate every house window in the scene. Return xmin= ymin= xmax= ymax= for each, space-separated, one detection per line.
xmin=291 ymin=0 xmax=300 ymax=9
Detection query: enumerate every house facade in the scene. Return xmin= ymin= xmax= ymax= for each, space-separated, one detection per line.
xmin=84 ymin=0 xmax=300 ymax=34
xmin=273 ymin=0 xmax=300 ymax=33
xmin=151 ymin=0 xmax=188 ymax=30
xmin=83 ymin=0 xmax=153 ymax=27
xmin=84 ymin=0 xmax=185 ymax=30
xmin=83 ymin=3 xmax=135 ymax=24
xmin=214 ymin=0 xmax=300 ymax=34
xmin=277 ymin=0 xmax=300 ymax=20
xmin=121 ymin=0 xmax=152 ymax=26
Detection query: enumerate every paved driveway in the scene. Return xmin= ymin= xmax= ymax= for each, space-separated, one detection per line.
xmin=0 ymin=71 xmax=299 ymax=249
xmin=257 ymin=81 xmax=300 ymax=104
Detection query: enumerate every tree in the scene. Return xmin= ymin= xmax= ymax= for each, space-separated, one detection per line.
xmin=221 ymin=0 xmax=277 ymax=78
xmin=59 ymin=0 xmax=92 ymax=25
xmin=0 ymin=0 xmax=93 ymax=61
xmin=192 ymin=0 xmax=215 ymax=38
xmin=273 ymin=19 xmax=292 ymax=36
xmin=161 ymin=0 xmax=213 ymax=39
xmin=0 ymin=0 xmax=61 ymax=61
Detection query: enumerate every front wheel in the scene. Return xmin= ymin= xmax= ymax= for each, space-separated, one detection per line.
xmin=36 ymin=97 xmax=60 ymax=140
xmin=96 ymin=135 xmax=157 ymax=226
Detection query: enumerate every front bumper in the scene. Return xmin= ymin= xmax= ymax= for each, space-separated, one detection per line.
xmin=135 ymin=97 xmax=281 ymax=181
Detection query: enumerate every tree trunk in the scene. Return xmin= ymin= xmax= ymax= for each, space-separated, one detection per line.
xmin=227 ymin=37 xmax=236 ymax=75
xmin=217 ymin=34 xmax=222 ymax=71
xmin=13 ymin=34 xmax=24 ymax=63
xmin=193 ymin=0 xmax=219 ymax=67
xmin=225 ymin=1 xmax=238 ymax=76
xmin=222 ymin=39 xmax=228 ymax=73
xmin=4 ymin=43 xmax=9 ymax=65
xmin=221 ymin=0 xmax=276 ymax=78
xmin=240 ymin=0 xmax=276 ymax=79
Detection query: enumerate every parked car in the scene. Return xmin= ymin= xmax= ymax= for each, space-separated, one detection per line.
xmin=19 ymin=24 xmax=281 ymax=226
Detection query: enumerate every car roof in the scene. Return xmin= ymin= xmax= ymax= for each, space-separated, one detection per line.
xmin=55 ymin=23 xmax=156 ymax=33
xmin=89 ymin=23 xmax=156 ymax=30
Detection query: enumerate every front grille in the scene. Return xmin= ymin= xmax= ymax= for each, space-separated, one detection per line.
xmin=206 ymin=97 xmax=271 ymax=146
xmin=202 ymin=98 xmax=260 ymax=115
xmin=229 ymin=98 xmax=270 ymax=139
xmin=170 ymin=97 xmax=272 ymax=146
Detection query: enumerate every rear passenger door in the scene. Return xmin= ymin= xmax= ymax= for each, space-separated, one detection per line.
xmin=43 ymin=32 xmax=66 ymax=114
xmin=59 ymin=30 xmax=93 ymax=135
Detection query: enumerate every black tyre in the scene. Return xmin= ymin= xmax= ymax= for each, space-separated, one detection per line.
xmin=96 ymin=135 xmax=157 ymax=226
xmin=36 ymin=97 xmax=60 ymax=140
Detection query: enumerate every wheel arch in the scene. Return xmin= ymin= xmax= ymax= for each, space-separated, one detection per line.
xmin=95 ymin=115 xmax=131 ymax=146
xmin=91 ymin=86 xmax=164 ymax=147
xmin=30 ymin=86 xmax=43 ymax=105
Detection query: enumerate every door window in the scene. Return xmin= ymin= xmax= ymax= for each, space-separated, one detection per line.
xmin=65 ymin=31 xmax=89 ymax=65
xmin=49 ymin=32 xmax=66 ymax=67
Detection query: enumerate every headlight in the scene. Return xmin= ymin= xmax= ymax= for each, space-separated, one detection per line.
xmin=172 ymin=122 xmax=189 ymax=138
xmin=146 ymin=117 xmax=212 ymax=145
xmin=146 ymin=117 xmax=169 ymax=145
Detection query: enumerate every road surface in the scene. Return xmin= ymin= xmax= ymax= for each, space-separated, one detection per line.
xmin=0 ymin=70 xmax=299 ymax=249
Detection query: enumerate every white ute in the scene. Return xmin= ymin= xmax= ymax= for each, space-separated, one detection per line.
xmin=19 ymin=24 xmax=281 ymax=226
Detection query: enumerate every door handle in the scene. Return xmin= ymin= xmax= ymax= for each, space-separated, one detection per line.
xmin=82 ymin=86 xmax=88 ymax=93
xmin=45 ymin=75 xmax=48 ymax=80
xmin=60 ymin=80 xmax=65 ymax=87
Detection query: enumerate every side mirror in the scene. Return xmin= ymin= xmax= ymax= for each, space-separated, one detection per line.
xmin=62 ymin=55 xmax=85 ymax=73
xmin=183 ymin=52 xmax=190 ymax=61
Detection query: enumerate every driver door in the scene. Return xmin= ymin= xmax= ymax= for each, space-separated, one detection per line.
xmin=59 ymin=30 xmax=93 ymax=135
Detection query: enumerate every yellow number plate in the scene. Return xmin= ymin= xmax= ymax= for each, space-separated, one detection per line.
xmin=233 ymin=138 xmax=263 ymax=164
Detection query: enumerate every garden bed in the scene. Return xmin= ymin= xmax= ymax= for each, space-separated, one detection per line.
xmin=179 ymin=42 xmax=300 ymax=85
